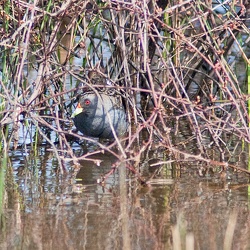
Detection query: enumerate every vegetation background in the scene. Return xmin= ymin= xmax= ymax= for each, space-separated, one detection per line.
xmin=1 ymin=1 xmax=250 ymax=249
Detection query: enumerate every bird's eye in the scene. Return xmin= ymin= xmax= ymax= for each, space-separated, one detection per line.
xmin=84 ymin=99 xmax=91 ymax=106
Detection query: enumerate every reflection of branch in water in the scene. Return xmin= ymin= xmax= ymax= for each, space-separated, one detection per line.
xmin=223 ymin=208 xmax=238 ymax=250
xmin=119 ymin=161 xmax=131 ymax=250
xmin=100 ymin=161 xmax=147 ymax=186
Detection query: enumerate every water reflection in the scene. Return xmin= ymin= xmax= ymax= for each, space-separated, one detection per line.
xmin=0 ymin=109 xmax=250 ymax=249
xmin=0 ymin=142 xmax=249 ymax=250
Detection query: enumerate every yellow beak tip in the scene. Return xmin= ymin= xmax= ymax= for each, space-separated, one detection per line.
xmin=71 ymin=107 xmax=83 ymax=118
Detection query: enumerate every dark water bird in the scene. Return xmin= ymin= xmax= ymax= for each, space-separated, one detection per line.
xmin=71 ymin=85 xmax=127 ymax=139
